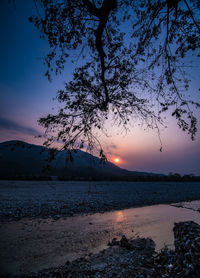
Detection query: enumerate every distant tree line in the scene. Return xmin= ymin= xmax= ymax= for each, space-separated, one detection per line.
xmin=0 ymin=174 xmax=52 ymax=181
xmin=57 ymin=174 xmax=200 ymax=182
xmin=1 ymin=173 xmax=200 ymax=182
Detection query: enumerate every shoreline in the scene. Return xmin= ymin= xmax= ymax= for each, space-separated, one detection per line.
xmin=0 ymin=180 xmax=200 ymax=221
xmin=1 ymin=198 xmax=200 ymax=223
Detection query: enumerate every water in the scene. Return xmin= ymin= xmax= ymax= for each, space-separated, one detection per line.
xmin=0 ymin=201 xmax=200 ymax=275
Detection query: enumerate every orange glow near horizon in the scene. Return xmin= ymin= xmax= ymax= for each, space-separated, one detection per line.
xmin=114 ymin=157 xmax=120 ymax=163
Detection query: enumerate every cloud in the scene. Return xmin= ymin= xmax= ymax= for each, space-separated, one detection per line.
xmin=0 ymin=117 xmax=40 ymax=136
xmin=110 ymin=143 xmax=118 ymax=149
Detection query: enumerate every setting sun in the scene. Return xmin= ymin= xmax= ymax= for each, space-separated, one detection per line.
xmin=114 ymin=158 xmax=120 ymax=163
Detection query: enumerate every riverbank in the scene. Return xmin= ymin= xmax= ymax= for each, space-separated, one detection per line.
xmin=1 ymin=202 xmax=200 ymax=276
xmin=0 ymin=180 xmax=200 ymax=220
xmin=1 ymin=220 xmax=200 ymax=277
xmin=1 ymin=180 xmax=200 ymax=277
xmin=28 ymin=221 xmax=200 ymax=278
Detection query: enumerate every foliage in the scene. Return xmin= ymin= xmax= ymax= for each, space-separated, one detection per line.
xmin=30 ymin=0 xmax=200 ymax=155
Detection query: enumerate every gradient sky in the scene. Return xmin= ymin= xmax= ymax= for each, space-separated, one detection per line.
xmin=0 ymin=0 xmax=200 ymax=175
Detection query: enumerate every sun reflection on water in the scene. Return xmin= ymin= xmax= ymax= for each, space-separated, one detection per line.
xmin=116 ymin=211 xmax=125 ymax=222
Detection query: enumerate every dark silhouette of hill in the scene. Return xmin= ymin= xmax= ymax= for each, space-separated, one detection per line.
xmin=0 ymin=140 xmax=164 ymax=180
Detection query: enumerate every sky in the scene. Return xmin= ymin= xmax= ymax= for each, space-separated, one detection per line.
xmin=0 ymin=0 xmax=200 ymax=175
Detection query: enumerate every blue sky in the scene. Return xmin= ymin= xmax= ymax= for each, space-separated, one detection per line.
xmin=0 ymin=0 xmax=200 ymax=175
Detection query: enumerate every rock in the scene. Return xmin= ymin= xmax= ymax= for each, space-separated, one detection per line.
xmin=120 ymin=235 xmax=130 ymax=248
xmin=108 ymin=238 xmax=119 ymax=246
xmin=91 ymin=263 xmax=107 ymax=271
xmin=53 ymin=214 xmax=61 ymax=220
xmin=152 ymin=221 xmax=200 ymax=277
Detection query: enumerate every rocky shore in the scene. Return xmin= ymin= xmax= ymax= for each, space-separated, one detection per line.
xmin=24 ymin=221 xmax=200 ymax=278
xmin=0 ymin=180 xmax=200 ymax=221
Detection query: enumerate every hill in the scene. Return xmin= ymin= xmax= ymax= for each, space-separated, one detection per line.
xmin=0 ymin=140 xmax=162 ymax=180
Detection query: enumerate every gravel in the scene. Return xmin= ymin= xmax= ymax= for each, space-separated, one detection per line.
xmin=0 ymin=180 xmax=200 ymax=220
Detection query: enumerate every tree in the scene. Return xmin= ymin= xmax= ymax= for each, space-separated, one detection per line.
xmin=30 ymin=0 xmax=200 ymax=157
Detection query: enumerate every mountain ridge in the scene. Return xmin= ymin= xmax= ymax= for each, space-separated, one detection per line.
xmin=0 ymin=140 xmax=164 ymax=179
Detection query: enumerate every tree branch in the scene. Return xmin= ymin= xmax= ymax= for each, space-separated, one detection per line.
xmin=83 ymin=0 xmax=117 ymax=109
xmin=183 ymin=0 xmax=200 ymax=35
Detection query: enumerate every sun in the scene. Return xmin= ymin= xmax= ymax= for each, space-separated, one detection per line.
xmin=114 ymin=158 xmax=120 ymax=163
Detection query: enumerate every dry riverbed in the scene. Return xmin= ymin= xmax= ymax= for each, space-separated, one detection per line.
xmin=1 ymin=180 xmax=200 ymax=220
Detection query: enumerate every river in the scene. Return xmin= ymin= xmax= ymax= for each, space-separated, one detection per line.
xmin=0 ymin=201 xmax=200 ymax=275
